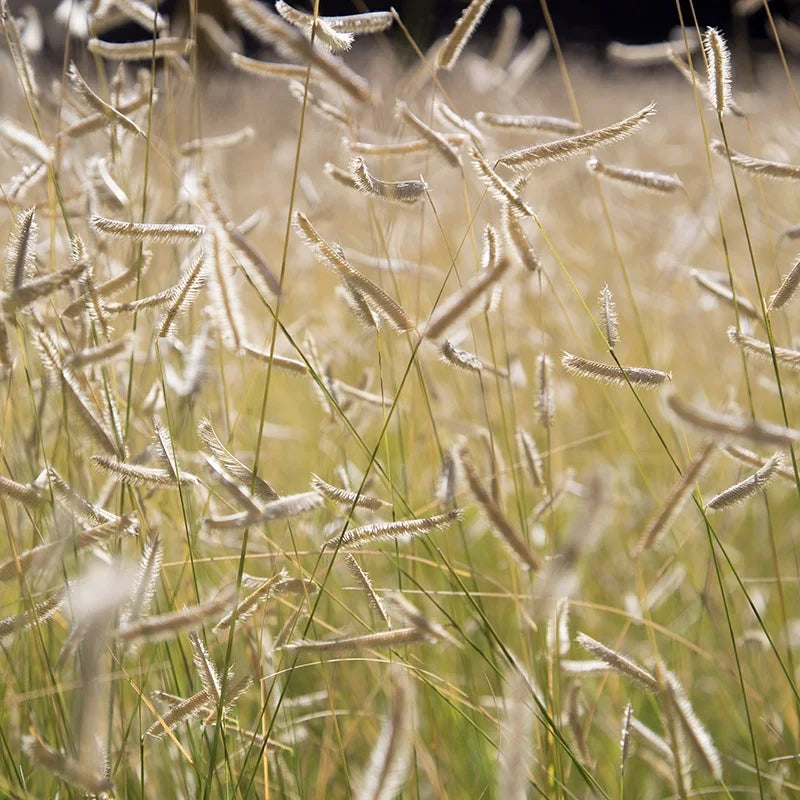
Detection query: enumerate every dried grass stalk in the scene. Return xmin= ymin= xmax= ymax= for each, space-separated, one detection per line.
xmin=476 ymin=111 xmax=581 ymax=135
xmin=633 ymin=440 xmax=715 ymax=555
xmin=459 ymin=446 xmax=541 ymax=571
xmin=499 ymin=103 xmax=656 ymax=174
xmin=768 ymin=255 xmax=800 ymax=309
xmin=437 ymin=0 xmax=494 ymax=71
xmin=344 ymin=555 xmax=391 ymax=627
xmin=90 ymin=214 xmax=204 ymax=242
xmin=470 ymin=146 xmax=535 ymax=217
xmin=702 ymin=27 xmax=732 ymax=115
xmin=226 ymin=0 xmax=372 ymax=104
xmin=119 ymin=587 xmax=236 ymax=643
xmin=666 ymin=392 xmax=800 ymax=446
xmin=576 ymin=632 xmax=659 ymax=693
xmin=710 ymin=138 xmax=800 ymax=181
xmin=323 ymin=509 xmax=462 ymax=550
xmin=705 ymin=453 xmax=782 ymax=510
xmin=562 ymin=352 xmax=671 ymax=388
xmin=587 ymin=157 xmax=683 ymax=193
xmin=728 ymin=326 xmax=800 ymax=371
xmin=423 ymin=255 xmax=510 ymax=340
xmin=23 ymin=735 xmax=113 ymax=796
xmin=354 ymin=666 xmax=414 ymax=800
xmin=350 ymin=156 xmax=428 ymax=205
xmin=311 ymin=473 xmax=389 ymax=511
xmin=87 ymin=37 xmax=193 ymax=61
xmin=395 ymin=101 xmax=461 ymax=167
xmin=689 ymin=268 xmax=760 ymax=321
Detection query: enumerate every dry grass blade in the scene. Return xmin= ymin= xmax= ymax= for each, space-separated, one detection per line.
xmin=662 ymin=667 xmax=722 ymax=780
xmin=702 ymin=27 xmax=732 ymax=116
xmin=226 ymin=0 xmax=372 ymax=104
xmin=198 ymin=417 xmax=279 ymax=503
xmin=587 ymin=157 xmax=683 ymax=193
xmin=562 ymin=352 xmax=671 ymax=388
xmin=4 ymin=207 xmax=37 ymax=291
xmin=598 ymin=284 xmax=619 ymax=348
xmin=768 ymin=254 xmax=800 ymax=309
xmin=689 ymin=268 xmax=761 ymax=321
xmin=722 ymin=443 xmax=797 ymax=483
xmin=323 ymin=509 xmax=462 ymax=551
xmin=349 ymin=156 xmax=428 ymax=205
xmin=666 ymin=392 xmax=800 ymax=446
xmin=281 ymin=627 xmax=426 ymax=655
xmin=35 ymin=330 xmax=123 ymax=458
xmin=275 ymin=1 xmax=354 ymax=52
xmin=728 ymin=326 xmax=800 ymax=371
xmin=498 ymin=666 xmax=535 ymax=800
xmin=476 ymin=111 xmax=581 ymax=135
xmin=87 ymin=37 xmax=193 ymax=61
xmin=344 ymin=555 xmax=390 ymax=627
xmin=498 ymin=103 xmax=656 ymax=174
xmin=705 ymin=453 xmax=782 ymax=510
xmin=576 ymin=632 xmax=660 ymax=693
xmin=121 ymin=534 xmax=162 ymax=628
xmin=459 ymin=446 xmax=541 ymax=571
xmin=22 ymin=735 xmax=113 ymax=796
xmin=710 ymin=138 xmax=800 ymax=181
xmin=423 ymin=255 xmax=510 ymax=340
xmin=633 ymin=441 xmax=715 ymax=556
xmin=395 ymin=101 xmax=461 ymax=167
xmin=294 ymin=213 xmax=415 ymax=332
xmin=470 ymin=146 xmax=535 ymax=218
xmin=0 ymin=474 xmax=44 ymax=507
xmin=436 ymin=0 xmax=494 ymax=71
xmin=91 ymin=455 xmax=198 ymax=487
xmin=90 ymin=214 xmax=205 ymax=243
xmin=0 ymin=585 xmax=67 ymax=639
xmin=311 ymin=473 xmax=389 ymax=511
xmin=119 ymin=587 xmax=236 ymax=643
xmin=354 ymin=666 xmax=415 ymax=800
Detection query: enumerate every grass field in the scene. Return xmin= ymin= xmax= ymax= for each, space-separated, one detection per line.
xmin=2 ymin=1 xmax=800 ymax=797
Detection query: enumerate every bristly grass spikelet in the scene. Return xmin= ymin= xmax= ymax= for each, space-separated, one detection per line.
xmin=722 ymin=443 xmax=797 ymax=483
xmin=423 ymin=255 xmax=510 ymax=339
xmin=576 ymin=632 xmax=660 ymax=693
xmin=470 ymin=146 xmax=536 ymax=218
xmin=90 ymin=214 xmax=205 ymax=243
xmin=322 ymin=509 xmax=462 ymax=551
xmin=702 ymin=27 xmax=732 ymax=116
xmin=498 ymin=103 xmax=656 ymax=175
xmin=436 ymin=0 xmax=494 ymax=71
xmin=710 ymin=138 xmax=800 ymax=181
xmin=768 ymin=254 xmax=800 ymax=309
xmin=728 ymin=326 xmax=800 ymax=371
xmin=311 ymin=473 xmax=389 ymax=511
xmin=476 ymin=111 xmax=581 ymax=135
xmin=459 ymin=446 xmax=541 ymax=571
xmin=633 ymin=441 xmax=715 ymax=556
xmin=344 ymin=554 xmax=391 ymax=627
xmin=4 ymin=206 xmax=37 ymax=291
xmin=517 ymin=428 xmax=544 ymax=488
xmin=586 ymin=157 xmax=684 ymax=193
xmin=666 ymin=392 xmax=800 ymax=446
xmin=349 ymin=156 xmax=428 ymax=205
xmin=599 ymin=284 xmax=619 ymax=349
xmin=535 ymin=353 xmax=555 ymax=428
xmin=275 ymin=1 xmax=354 ymax=52
xmin=562 ymin=352 xmax=670 ymax=388
xmin=22 ymin=735 xmax=113 ymax=797
xmin=689 ymin=268 xmax=760 ymax=321
xmin=705 ymin=453 xmax=782 ymax=510
xmin=87 ymin=37 xmax=194 ymax=61
xmin=395 ymin=101 xmax=462 ymax=168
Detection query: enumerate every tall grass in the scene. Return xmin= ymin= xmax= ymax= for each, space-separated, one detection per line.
xmin=1 ymin=0 xmax=800 ymax=797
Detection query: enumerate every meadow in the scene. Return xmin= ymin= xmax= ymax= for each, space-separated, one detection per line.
xmin=1 ymin=0 xmax=800 ymax=797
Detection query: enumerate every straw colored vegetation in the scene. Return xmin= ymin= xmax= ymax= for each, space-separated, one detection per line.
xmin=1 ymin=0 xmax=800 ymax=797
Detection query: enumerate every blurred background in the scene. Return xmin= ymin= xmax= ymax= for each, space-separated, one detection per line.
xmin=7 ymin=0 xmax=800 ymax=55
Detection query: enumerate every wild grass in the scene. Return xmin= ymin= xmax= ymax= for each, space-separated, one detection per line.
xmin=1 ymin=0 xmax=800 ymax=798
